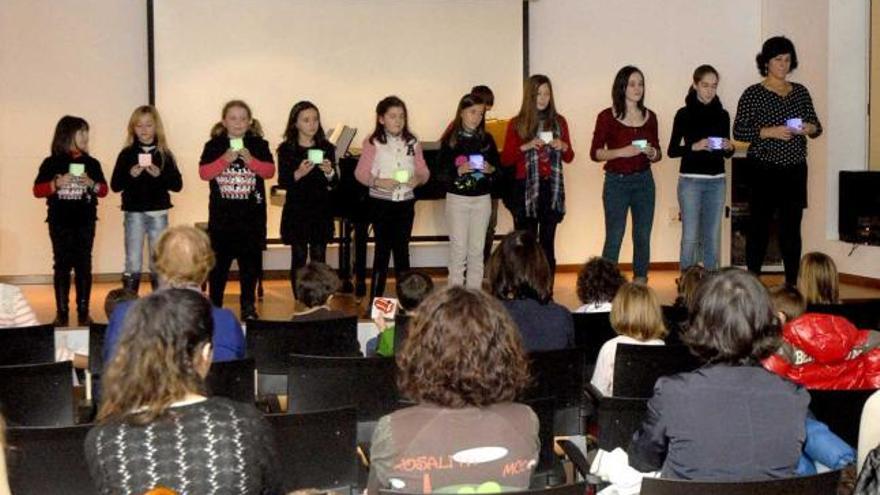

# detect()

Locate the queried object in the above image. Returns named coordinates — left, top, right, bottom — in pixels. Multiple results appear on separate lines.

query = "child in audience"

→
left=439, top=93, right=499, bottom=288
left=291, top=262, right=347, bottom=321
left=575, top=257, right=626, bottom=313
left=110, top=105, right=183, bottom=294
left=590, top=283, right=667, bottom=396
left=103, top=288, right=137, bottom=321
left=277, top=101, right=339, bottom=298
left=673, top=264, right=707, bottom=310
left=369, top=270, right=434, bottom=357
left=86, top=289, right=280, bottom=494
left=33, top=116, right=108, bottom=326
left=0, top=283, right=39, bottom=328
left=797, top=251, right=840, bottom=305
left=355, top=96, right=429, bottom=303
left=199, top=100, right=275, bottom=320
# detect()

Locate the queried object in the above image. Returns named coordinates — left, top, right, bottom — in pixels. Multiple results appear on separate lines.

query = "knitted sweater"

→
left=33, top=152, right=108, bottom=224
left=84, top=397, right=282, bottom=495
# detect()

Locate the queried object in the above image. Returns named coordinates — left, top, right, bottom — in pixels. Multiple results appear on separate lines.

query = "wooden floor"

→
left=18, top=270, right=880, bottom=324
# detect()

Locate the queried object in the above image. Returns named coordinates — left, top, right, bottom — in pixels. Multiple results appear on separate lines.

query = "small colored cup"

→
left=393, top=169, right=411, bottom=183
left=632, top=139, right=648, bottom=149
left=307, top=149, right=324, bottom=165
left=229, top=138, right=244, bottom=151
left=708, top=137, right=723, bottom=150
left=469, top=154, right=485, bottom=170
left=538, top=131, right=554, bottom=144
left=69, top=163, right=85, bottom=176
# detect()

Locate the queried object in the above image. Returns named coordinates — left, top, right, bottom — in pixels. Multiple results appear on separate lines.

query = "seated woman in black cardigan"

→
left=628, top=267, right=809, bottom=480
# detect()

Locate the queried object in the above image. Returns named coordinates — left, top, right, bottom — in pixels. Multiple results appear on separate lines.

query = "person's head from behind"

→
left=576, top=257, right=625, bottom=306
left=396, top=271, right=434, bottom=312
left=51, top=115, right=90, bottom=156
left=294, top=262, right=339, bottom=309
left=768, top=285, right=806, bottom=324
left=470, top=85, right=495, bottom=112
left=797, top=252, right=839, bottom=305
left=676, top=265, right=708, bottom=310
left=104, top=288, right=138, bottom=319
left=397, top=286, right=530, bottom=408
left=98, top=289, right=214, bottom=425
left=487, top=230, right=552, bottom=303
left=684, top=268, right=781, bottom=365
left=154, top=226, right=215, bottom=289
left=611, top=283, right=667, bottom=342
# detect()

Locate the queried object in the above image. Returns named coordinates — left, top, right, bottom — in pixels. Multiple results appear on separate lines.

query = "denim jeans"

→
left=677, top=176, right=725, bottom=270
left=123, top=210, right=168, bottom=275
left=602, top=170, right=655, bottom=278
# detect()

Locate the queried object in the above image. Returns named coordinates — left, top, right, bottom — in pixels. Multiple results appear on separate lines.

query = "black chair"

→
left=286, top=354, right=399, bottom=422
left=87, top=321, right=107, bottom=374
left=596, top=396, right=649, bottom=451
left=246, top=316, right=360, bottom=375
left=379, top=481, right=589, bottom=495
left=524, top=397, right=566, bottom=487
left=0, top=361, right=75, bottom=426
left=660, top=304, right=688, bottom=345
left=392, top=313, right=412, bottom=354
left=206, top=357, right=256, bottom=404
left=572, top=312, right=616, bottom=363
left=265, top=407, right=358, bottom=493
left=612, top=344, right=701, bottom=398
left=522, top=348, right=587, bottom=436
left=0, top=324, right=55, bottom=365
left=808, top=388, right=878, bottom=447
left=6, top=423, right=95, bottom=495
left=640, top=469, right=842, bottom=495
left=809, top=298, right=880, bottom=330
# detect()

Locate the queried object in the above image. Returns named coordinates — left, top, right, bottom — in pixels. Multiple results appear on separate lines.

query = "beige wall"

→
left=872, top=0, right=880, bottom=171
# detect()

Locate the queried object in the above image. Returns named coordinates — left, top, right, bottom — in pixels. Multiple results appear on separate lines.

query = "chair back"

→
left=572, top=312, right=616, bottom=363
left=522, top=348, right=586, bottom=409
left=265, top=407, right=358, bottom=492
left=206, top=357, right=256, bottom=404
left=246, top=316, right=360, bottom=374
left=0, top=324, right=54, bottom=365
left=640, top=469, right=842, bottom=495
left=808, top=298, right=880, bottom=330
left=808, top=388, right=878, bottom=446
left=287, top=354, right=399, bottom=421
left=596, top=396, right=649, bottom=451
left=88, top=322, right=107, bottom=374
left=0, top=361, right=75, bottom=426
left=523, top=397, right=565, bottom=485
left=612, top=344, right=701, bottom=398
left=378, top=481, right=589, bottom=495
left=6, top=423, right=95, bottom=494
left=661, top=304, right=688, bottom=345
left=392, top=313, right=412, bottom=354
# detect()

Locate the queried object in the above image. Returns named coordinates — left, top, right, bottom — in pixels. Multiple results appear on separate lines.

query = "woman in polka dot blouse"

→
left=734, top=36, right=822, bottom=285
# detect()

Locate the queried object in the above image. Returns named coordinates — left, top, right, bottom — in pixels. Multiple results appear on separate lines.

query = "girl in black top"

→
left=276, top=101, right=339, bottom=298
left=439, top=93, right=499, bottom=288
left=199, top=100, right=275, bottom=320
left=667, top=65, right=734, bottom=272
left=110, top=105, right=183, bottom=293
left=33, top=116, right=108, bottom=326
left=734, top=36, right=822, bottom=285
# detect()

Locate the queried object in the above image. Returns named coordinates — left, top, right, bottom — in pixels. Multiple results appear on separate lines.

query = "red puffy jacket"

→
left=763, top=313, right=880, bottom=389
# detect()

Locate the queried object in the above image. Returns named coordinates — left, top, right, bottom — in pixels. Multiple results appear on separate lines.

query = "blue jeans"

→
left=677, top=176, right=725, bottom=270
left=123, top=211, right=168, bottom=275
left=602, top=170, right=655, bottom=278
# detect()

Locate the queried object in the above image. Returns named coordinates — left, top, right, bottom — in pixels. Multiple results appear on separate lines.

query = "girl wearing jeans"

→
left=667, top=65, right=734, bottom=271
left=590, top=66, right=661, bottom=283
left=111, top=105, right=182, bottom=293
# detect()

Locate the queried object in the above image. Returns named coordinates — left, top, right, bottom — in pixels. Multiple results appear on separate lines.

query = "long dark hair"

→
left=612, top=66, right=646, bottom=120
left=756, top=36, right=799, bottom=76
left=51, top=115, right=89, bottom=156
left=514, top=74, right=558, bottom=139
left=369, top=96, right=416, bottom=145
left=281, top=100, right=328, bottom=147
left=441, top=93, right=486, bottom=148
left=486, top=230, right=553, bottom=304
left=687, top=64, right=720, bottom=99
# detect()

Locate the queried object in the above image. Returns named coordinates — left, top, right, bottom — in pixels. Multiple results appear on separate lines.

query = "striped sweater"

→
left=0, top=284, right=39, bottom=328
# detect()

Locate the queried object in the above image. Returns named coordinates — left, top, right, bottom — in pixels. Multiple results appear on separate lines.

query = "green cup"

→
left=229, top=138, right=244, bottom=151
left=307, top=149, right=324, bottom=164
left=69, top=163, right=85, bottom=176
left=393, top=169, right=411, bottom=183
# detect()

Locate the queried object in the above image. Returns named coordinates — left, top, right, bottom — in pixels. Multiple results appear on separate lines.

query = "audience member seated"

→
left=574, top=256, right=625, bottom=313
left=103, top=287, right=137, bottom=321
left=368, top=287, right=539, bottom=494
left=103, top=225, right=245, bottom=367
left=672, top=265, right=707, bottom=311
left=764, top=285, right=880, bottom=389
left=590, top=282, right=667, bottom=396
left=290, top=262, right=348, bottom=321
left=368, top=270, right=434, bottom=357
left=487, top=230, right=574, bottom=351
left=628, top=268, right=809, bottom=480
left=0, top=283, right=39, bottom=328
left=798, top=251, right=840, bottom=305
left=85, top=289, right=281, bottom=494
left=859, top=390, right=880, bottom=471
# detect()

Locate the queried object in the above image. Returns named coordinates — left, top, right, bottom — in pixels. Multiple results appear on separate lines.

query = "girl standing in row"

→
left=111, top=105, right=183, bottom=293
left=199, top=100, right=275, bottom=320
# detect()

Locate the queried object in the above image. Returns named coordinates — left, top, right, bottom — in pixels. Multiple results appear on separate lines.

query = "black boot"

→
left=74, top=271, right=92, bottom=326
left=149, top=273, right=159, bottom=292
left=122, top=272, right=141, bottom=294
left=53, top=272, right=70, bottom=327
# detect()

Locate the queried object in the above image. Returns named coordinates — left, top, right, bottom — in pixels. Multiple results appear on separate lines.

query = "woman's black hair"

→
left=611, top=66, right=646, bottom=120
left=756, top=36, right=799, bottom=77
left=369, top=95, right=416, bottom=145
left=50, top=115, right=89, bottom=156
left=281, top=100, right=328, bottom=147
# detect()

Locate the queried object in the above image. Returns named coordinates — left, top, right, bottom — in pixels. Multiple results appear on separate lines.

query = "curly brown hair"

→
left=576, top=257, right=625, bottom=306
left=397, top=286, right=530, bottom=408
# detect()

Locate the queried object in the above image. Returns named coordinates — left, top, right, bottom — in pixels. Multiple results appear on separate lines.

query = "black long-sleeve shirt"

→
left=438, top=128, right=500, bottom=197
left=667, top=92, right=734, bottom=176
left=110, top=143, right=183, bottom=211
left=276, top=140, right=338, bottom=244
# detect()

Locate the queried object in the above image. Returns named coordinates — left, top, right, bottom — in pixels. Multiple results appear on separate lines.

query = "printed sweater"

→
left=354, top=135, right=429, bottom=202
left=33, top=152, right=108, bottom=224
left=110, top=142, right=183, bottom=211
left=439, top=129, right=500, bottom=197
